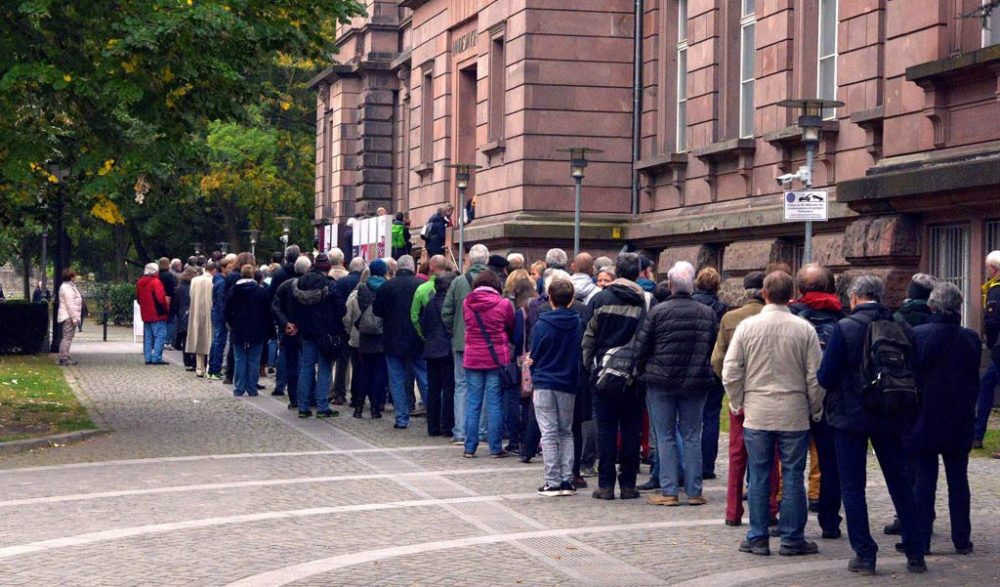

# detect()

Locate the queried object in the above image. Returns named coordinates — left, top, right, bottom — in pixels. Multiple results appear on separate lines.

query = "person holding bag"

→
left=461, top=270, right=515, bottom=458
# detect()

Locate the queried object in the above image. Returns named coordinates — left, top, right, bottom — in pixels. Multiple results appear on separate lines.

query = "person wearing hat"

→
left=136, top=263, right=170, bottom=365
left=488, top=254, right=510, bottom=282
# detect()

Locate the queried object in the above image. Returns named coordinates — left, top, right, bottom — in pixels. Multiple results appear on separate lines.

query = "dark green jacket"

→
left=441, top=263, right=488, bottom=352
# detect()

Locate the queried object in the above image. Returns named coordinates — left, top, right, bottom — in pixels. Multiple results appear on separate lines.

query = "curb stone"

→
left=0, top=428, right=110, bottom=455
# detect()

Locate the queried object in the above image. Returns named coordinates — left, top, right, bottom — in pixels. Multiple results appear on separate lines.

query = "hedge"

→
left=89, top=283, right=136, bottom=326
left=0, top=302, right=49, bottom=355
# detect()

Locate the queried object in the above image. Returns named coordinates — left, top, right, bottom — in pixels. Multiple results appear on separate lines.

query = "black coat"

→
left=582, top=281, right=647, bottom=368
left=225, top=280, right=273, bottom=346
left=420, top=290, right=452, bottom=360
left=334, top=271, right=362, bottom=301
left=818, top=303, right=907, bottom=435
left=908, top=313, right=982, bottom=454
left=422, top=213, right=448, bottom=256
left=692, top=290, right=728, bottom=322
left=173, top=281, right=192, bottom=345
left=290, top=271, right=346, bottom=344
left=372, top=269, right=425, bottom=356
left=159, top=270, right=177, bottom=299
left=634, top=293, right=719, bottom=393
left=268, top=262, right=296, bottom=300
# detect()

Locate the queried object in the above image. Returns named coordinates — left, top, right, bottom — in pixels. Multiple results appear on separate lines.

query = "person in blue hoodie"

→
left=530, top=278, right=584, bottom=497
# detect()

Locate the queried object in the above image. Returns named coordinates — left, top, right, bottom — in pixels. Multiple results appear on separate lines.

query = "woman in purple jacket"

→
left=462, top=270, right=515, bottom=457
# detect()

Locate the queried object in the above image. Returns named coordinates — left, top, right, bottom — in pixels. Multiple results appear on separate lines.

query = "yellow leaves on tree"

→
left=90, top=196, right=125, bottom=225
left=121, top=56, right=139, bottom=74
left=165, top=83, right=194, bottom=109
left=97, top=159, right=115, bottom=177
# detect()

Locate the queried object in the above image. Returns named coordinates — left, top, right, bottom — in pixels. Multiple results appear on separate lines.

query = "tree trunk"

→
left=126, top=218, right=151, bottom=263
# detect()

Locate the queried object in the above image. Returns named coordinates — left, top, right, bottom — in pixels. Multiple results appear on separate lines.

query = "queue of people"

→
left=128, top=233, right=997, bottom=578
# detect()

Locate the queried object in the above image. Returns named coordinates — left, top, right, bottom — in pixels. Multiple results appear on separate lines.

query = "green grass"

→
left=972, top=426, right=1000, bottom=459
left=0, top=354, right=95, bottom=443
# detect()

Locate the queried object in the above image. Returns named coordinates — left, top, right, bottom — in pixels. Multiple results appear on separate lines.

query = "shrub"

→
left=0, top=301, right=49, bottom=355
left=90, top=283, right=136, bottom=326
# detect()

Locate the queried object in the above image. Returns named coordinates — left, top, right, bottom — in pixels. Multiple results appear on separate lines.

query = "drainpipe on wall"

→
left=631, top=0, right=644, bottom=215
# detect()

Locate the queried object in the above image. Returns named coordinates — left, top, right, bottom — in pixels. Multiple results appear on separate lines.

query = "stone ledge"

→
left=906, top=44, right=1000, bottom=86
left=0, top=428, right=110, bottom=456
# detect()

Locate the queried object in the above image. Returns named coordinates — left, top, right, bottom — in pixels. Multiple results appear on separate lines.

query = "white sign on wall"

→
left=783, top=190, right=829, bottom=222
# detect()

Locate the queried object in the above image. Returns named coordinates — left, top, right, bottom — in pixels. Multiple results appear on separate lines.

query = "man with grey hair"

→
left=594, top=256, right=613, bottom=273
left=635, top=261, right=718, bottom=507
left=373, top=255, right=429, bottom=429
left=818, top=273, right=926, bottom=575
left=327, top=247, right=348, bottom=281
left=137, top=263, right=170, bottom=365
left=507, top=253, right=525, bottom=271
left=443, top=243, right=491, bottom=443
left=545, top=248, right=569, bottom=271
left=975, top=251, right=1000, bottom=450
left=723, top=271, right=823, bottom=557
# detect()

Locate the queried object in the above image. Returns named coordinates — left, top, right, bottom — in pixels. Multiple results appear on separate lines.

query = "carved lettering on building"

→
left=452, top=30, right=477, bottom=55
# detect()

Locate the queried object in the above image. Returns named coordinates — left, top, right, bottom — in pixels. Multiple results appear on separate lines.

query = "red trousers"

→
left=726, top=410, right=780, bottom=523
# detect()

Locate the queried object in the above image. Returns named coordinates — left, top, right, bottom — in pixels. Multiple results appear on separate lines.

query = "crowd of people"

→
left=119, top=233, right=1000, bottom=577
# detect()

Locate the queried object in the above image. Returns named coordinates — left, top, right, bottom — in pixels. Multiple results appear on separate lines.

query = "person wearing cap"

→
left=710, top=271, right=780, bottom=527
left=488, top=254, right=510, bottom=282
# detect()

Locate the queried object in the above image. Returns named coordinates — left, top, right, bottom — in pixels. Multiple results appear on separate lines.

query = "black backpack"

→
left=854, top=317, right=919, bottom=416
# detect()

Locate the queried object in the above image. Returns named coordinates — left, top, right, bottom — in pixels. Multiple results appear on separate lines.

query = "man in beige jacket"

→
left=723, top=271, right=824, bottom=558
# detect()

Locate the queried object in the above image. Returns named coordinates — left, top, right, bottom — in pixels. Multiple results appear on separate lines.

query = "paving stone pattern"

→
left=0, top=328, right=998, bottom=585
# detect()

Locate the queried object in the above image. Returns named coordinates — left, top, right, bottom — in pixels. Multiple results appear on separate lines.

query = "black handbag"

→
left=471, top=310, right=519, bottom=390
left=318, top=333, right=342, bottom=361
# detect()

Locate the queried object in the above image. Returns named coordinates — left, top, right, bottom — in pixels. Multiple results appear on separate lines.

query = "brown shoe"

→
left=647, top=494, right=680, bottom=506
left=687, top=495, right=708, bottom=506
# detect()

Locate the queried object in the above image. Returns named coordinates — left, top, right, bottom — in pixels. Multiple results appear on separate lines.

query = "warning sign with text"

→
left=783, top=190, right=828, bottom=222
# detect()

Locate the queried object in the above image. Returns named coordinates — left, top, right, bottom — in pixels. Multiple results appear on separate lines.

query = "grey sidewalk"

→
left=0, top=327, right=997, bottom=586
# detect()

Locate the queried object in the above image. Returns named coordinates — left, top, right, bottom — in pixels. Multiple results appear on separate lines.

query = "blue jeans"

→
left=209, top=319, right=228, bottom=375
left=701, top=382, right=725, bottom=476
left=835, top=427, right=922, bottom=561
left=143, top=321, right=167, bottom=363
left=744, top=428, right=809, bottom=545
left=386, top=354, right=428, bottom=427
left=975, top=358, right=998, bottom=441
left=647, top=389, right=705, bottom=497
left=298, top=340, right=331, bottom=413
left=165, top=315, right=177, bottom=346
left=233, top=343, right=263, bottom=396
left=464, top=368, right=504, bottom=455
left=453, top=351, right=466, bottom=439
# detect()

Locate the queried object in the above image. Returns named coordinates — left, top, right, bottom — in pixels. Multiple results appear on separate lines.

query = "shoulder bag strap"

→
left=472, top=310, right=503, bottom=369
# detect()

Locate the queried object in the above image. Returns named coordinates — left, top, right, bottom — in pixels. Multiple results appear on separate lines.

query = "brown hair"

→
left=695, top=267, right=721, bottom=293
left=472, top=269, right=503, bottom=293
left=548, top=279, right=575, bottom=308
left=504, top=269, right=530, bottom=296
left=62, top=268, right=76, bottom=282
left=763, top=271, right=794, bottom=304
left=235, top=252, right=256, bottom=270
left=241, top=264, right=255, bottom=279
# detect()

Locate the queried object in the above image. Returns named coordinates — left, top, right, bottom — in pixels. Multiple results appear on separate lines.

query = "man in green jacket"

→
left=411, top=254, right=450, bottom=338
left=442, top=243, right=490, bottom=443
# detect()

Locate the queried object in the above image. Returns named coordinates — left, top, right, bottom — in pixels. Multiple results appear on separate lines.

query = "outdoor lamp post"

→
left=274, top=216, right=294, bottom=248
left=556, top=147, right=603, bottom=258
left=445, top=163, right=481, bottom=267
left=47, top=162, right=68, bottom=353
left=776, top=98, right=843, bottom=264
left=192, top=243, right=203, bottom=256
left=216, top=242, right=229, bottom=255
left=245, top=229, right=260, bottom=257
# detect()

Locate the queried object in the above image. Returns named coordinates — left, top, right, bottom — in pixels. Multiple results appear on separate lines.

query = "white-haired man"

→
left=328, top=247, right=349, bottom=281
left=136, top=263, right=170, bottom=365
left=507, top=253, right=525, bottom=271
left=443, top=243, right=491, bottom=443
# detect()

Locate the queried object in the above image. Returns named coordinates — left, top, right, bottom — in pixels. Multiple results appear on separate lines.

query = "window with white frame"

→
left=985, top=2, right=1000, bottom=47
left=929, top=224, right=971, bottom=324
left=739, top=1, right=756, bottom=138
left=676, top=0, right=688, bottom=151
left=817, top=0, right=838, bottom=119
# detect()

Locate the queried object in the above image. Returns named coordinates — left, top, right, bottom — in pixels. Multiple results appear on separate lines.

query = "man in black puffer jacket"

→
left=635, top=261, right=718, bottom=507
left=290, top=255, right=347, bottom=419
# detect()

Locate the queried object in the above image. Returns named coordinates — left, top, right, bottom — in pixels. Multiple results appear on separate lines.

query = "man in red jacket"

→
left=137, top=263, right=170, bottom=365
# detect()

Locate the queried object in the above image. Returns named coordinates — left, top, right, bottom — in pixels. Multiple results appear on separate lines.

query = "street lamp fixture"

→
left=776, top=98, right=843, bottom=264
left=274, top=216, right=294, bottom=248
left=445, top=163, right=482, bottom=268
left=192, top=242, right=203, bottom=256
left=216, top=242, right=229, bottom=255
left=244, top=229, right=260, bottom=257
left=556, top=147, right=603, bottom=258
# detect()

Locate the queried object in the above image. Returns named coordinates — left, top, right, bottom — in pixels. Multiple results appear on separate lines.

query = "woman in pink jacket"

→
left=57, top=268, right=83, bottom=365
left=462, top=270, right=515, bottom=457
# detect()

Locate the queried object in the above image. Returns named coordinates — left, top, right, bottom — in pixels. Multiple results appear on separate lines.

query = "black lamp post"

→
left=776, top=98, right=843, bottom=264
left=47, top=163, right=68, bottom=353
left=556, top=147, right=603, bottom=258
left=445, top=163, right=481, bottom=266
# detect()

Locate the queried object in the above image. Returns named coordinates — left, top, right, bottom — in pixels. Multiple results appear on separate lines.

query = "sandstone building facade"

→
left=310, top=0, right=1000, bottom=323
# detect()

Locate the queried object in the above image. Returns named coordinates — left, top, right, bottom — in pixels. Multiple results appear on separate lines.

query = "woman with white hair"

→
left=908, top=282, right=980, bottom=555
left=136, top=262, right=170, bottom=365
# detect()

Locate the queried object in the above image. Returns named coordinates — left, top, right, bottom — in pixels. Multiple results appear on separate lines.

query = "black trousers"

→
left=594, top=389, right=644, bottom=490
left=332, top=344, right=350, bottom=400
left=520, top=396, right=541, bottom=459
left=572, top=373, right=592, bottom=477
left=426, top=356, right=455, bottom=436
left=913, top=449, right=971, bottom=551
left=810, top=418, right=843, bottom=534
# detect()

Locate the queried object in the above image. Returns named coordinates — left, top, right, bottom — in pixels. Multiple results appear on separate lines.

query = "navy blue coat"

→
left=225, top=280, right=273, bottom=346
left=334, top=271, right=362, bottom=301
left=908, top=313, right=981, bottom=454
left=422, top=213, right=448, bottom=256
left=530, top=308, right=584, bottom=393
left=372, top=270, right=425, bottom=356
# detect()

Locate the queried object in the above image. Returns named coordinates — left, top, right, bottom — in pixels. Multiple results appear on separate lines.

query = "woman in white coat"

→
left=57, top=268, right=83, bottom=365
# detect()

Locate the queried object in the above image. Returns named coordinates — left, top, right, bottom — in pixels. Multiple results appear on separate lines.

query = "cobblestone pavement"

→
left=1, top=328, right=998, bottom=586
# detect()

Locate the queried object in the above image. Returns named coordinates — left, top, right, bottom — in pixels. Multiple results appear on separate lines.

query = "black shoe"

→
left=619, top=487, right=640, bottom=499
left=492, top=450, right=510, bottom=459
left=371, top=411, right=382, bottom=419
left=267, top=367, right=276, bottom=374
left=779, top=541, right=819, bottom=556
left=538, top=484, right=562, bottom=497
left=906, top=557, right=927, bottom=574
left=637, top=479, right=661, bottom=491
left=149, top=360, right=169, bottom=365
left=592, top=487, right=615, bottom=500
left=572, top=476, right=588, bottom=489
left=559, top=481, right=577, bottom=496
left=821, top=529, right=842, bottom=539
left=223, top=378, right=233, bottom=385
left=703, top=472, right=717, bottom=480
left=287, top=403, right=297, bottom=410
left=353, top=406, right=364, bottom=419
left=769, top=526, right=781, bottom=538
left=393, top=424, right=407, bottom=429
left=956, top=543, right=974, bottom=555
left=725, top=519, right=742, bottom=527
left=316, top=409, right=338, bottom=418
left=519, top=455, right=532, bottom=464
left=848, top=557, right=876, bottom=576
left=808, top=499, right=820, bottom=513
left=271, top=390, right=285, bottom=396
left=298, top=410, right=311, bottom=418
left=883, top=518, right=901, bottom=535
left=739, top=538, right=770, bottom=556
left=972, top=439, right=984, bottom=449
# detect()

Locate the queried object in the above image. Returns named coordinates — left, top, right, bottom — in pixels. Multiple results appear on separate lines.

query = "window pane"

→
left=678, top=0, right=688, bottom=41
left=741, top=81, right=754, bottom=138
left=929, top=225, right=971, bottom=325
left=820, top=0, right=837, bottom=56
left=677, top=103, right=686, bottom=151
left=990, top=12, right=1000, bottom=46
left=677, top=47, right=687, bottom=100
left=819, top=57, right=835, bottom=100
left=743, top=0, right=755, bottom=17
left=741, top=23, right=755, bottom=82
